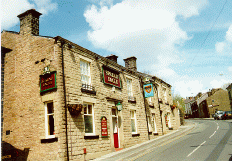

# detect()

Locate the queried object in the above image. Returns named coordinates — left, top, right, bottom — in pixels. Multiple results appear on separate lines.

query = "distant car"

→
left=222, top=111, right=232, bottom=120
left=214, top=111, right=225, bottom=120
left=184, top=115, right=189, bottom=119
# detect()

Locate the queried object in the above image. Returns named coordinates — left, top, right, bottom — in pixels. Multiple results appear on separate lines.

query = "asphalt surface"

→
left=93, top=119, right=232, bottom=161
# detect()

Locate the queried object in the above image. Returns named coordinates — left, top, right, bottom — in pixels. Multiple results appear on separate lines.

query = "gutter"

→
left=61, top=41, right=70, bottom=161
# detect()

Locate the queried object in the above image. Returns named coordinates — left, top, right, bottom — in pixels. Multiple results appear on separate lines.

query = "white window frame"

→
left=152, top=114, right=157, bottom=133
left=130, top=110, right=137, bottom=134
left=147, top=116, right=152, bottom=132
left=83, top=103, right=95, bottom=136
left=127, top=78, right=133, bottom=97
left=80, top=59, right=91, bottom=85
left=163, top=88, right=167, bottom=102
left=45, top=101, right=55, bottom=139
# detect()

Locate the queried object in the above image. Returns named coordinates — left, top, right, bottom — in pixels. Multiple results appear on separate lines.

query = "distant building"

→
left=184, top=97, right=194, bottom=117
left=226, top=83, right=232, bottom=110
left=1, top=9, right=180, bottom=160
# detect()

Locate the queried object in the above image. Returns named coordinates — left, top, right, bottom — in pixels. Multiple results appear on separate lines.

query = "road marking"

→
left=217, top=126, right=219, bottom=130
left=187, top=141, right=206, bottom=157
left=209, top=131, right=216, bottom=138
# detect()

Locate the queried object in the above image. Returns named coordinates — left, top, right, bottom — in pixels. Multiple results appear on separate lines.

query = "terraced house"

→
left=1, top=9, right=180, bottom=160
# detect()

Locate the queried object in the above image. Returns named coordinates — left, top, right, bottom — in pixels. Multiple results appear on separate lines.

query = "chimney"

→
left=124, top=56, right=137, bottom=71
left=105, top=54, right=118, bottom=63
left=17, top=9, right=42, bottom=36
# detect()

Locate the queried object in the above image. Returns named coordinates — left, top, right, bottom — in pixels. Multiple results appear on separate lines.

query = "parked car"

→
left=213, top=111, right=225, bottom=120
left=222, top=111, right=232, bottom=120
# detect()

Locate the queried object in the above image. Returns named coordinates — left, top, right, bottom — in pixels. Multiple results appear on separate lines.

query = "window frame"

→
left=45, top=101, right=55, bottom=139
left=152, top=114, right=157, bottom=133
left=127, top=78, right=133, bottom=97
left=83, top=103, right=95, bottom=136
left=147, top=116, right=152, bottom=132
left=130, top=110, right=137, bottom=134
left=80, top=59, right=91, bottom=85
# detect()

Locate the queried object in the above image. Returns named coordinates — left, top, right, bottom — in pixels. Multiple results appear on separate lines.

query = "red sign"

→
left=102, top=66, right=121, bottom=88
left=101, top=116, right=108, bottom=137
left=40, top=72, right=57, bottom=92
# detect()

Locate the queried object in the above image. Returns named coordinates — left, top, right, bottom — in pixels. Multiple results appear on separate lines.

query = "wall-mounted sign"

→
left=144, top=83, right=154, bottom=98
left=68, top=104, right=83, bottom=115
left=102, top=66, right=121, bottom=88
left=101, top=116, right=108, bottom=137
left=40, top=71, right=57, bottom=93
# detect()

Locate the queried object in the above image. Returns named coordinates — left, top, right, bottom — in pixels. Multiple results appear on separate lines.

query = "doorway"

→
left=112, top=108, right=119, bottom=148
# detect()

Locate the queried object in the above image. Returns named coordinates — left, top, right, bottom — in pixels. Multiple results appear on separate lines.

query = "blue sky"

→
left=1, top=0, right=232, bottom=97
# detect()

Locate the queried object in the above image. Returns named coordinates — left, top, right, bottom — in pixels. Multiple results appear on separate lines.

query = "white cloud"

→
left=84, top=0, right=209, bottom=97
left=215, top=42, right=226, bottom=53
left=1, top=0, right=58, bottom=30
left=210, top=79, right=229, bottom=89
left=215, top=24, right=232, bottom=54
left=226, top=25, right=232, bottom=42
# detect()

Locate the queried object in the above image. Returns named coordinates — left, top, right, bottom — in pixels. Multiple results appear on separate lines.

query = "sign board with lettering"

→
left=102, top=66, right=121, bottom=88
left=40, top=71, right=57, bottom=93
left=101, top=116, right=108, bottom=137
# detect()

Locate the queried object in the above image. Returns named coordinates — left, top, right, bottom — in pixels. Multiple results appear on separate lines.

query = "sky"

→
left=1, top=0, right=232, bottom=98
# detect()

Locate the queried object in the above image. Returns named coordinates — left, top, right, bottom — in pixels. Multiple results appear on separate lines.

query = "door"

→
left=112, top=109, right=119, bottom=148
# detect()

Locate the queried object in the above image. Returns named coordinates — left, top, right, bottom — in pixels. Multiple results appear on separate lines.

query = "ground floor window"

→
left=45, top=102, right=55, bottom=138
left=84, top=104, right=94, bottom=134
left=130, top=110, right=137, bottom=133
left=147, top=116, right=152, bottom=132
left=152, top=114, right=157, bottom=133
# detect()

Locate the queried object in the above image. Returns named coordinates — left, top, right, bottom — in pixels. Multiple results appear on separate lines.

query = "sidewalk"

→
left=92, top=121, right=196, bottom=161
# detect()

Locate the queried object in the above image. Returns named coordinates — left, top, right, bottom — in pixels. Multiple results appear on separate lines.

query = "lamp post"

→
left=116, top=102, right=122, bottom=111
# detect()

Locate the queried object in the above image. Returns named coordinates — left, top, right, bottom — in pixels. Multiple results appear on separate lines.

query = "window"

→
left=152, top=114, right=157, bottom=133
left=130, top=110, right=137, bottom=133
left=127, top=79, right=133, bottom=97
left=163, top=88, right=167, bottom=102
left=80, top=60, right=91, bottom=85
left=84, top=104, right=94, bottom=134
left=147, top=116, right=152, bottom=132
left=45, top=102, right=55, bottom=138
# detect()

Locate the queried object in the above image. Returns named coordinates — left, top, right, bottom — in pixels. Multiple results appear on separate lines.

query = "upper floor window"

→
left=127, top=79, right=133, bottom=96
left=80, top=60, right=91, bottom=85
left=163, top=88, right=167, bottom=102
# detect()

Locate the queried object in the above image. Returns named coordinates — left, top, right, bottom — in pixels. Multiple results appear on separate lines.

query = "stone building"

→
left=1, top=9, right=180, bottom=160
left=226, top=83, right=232, bottom=110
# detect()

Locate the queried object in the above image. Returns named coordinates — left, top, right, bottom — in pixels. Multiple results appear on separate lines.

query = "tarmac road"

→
left=133, top=119, right=232, bottom=161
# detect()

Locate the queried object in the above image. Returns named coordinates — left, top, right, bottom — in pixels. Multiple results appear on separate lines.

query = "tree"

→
left=172, top=94, right=185, bottom=125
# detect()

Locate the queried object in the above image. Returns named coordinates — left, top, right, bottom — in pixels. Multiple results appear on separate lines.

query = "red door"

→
left=113, top=118, right=119, bottom=148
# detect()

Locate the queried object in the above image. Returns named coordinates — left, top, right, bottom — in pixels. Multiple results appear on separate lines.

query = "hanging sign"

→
left=101, top=116, right=108, bottom=137
left=144, top=83, right=154, bottom=98
left=102, top=66, right=121, bottom=88
left=40, top=71, right=57, bottom=93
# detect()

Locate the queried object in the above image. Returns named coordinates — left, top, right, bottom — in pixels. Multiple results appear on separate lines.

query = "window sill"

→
left=81, top=88, right=96, bottom=95
left=132, top=133, right=140, bottom=137
left=84, top=135, right=99, bottom=139
left=41, top=137, right=58, bottom=143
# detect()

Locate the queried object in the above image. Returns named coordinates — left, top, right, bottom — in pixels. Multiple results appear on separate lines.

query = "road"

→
left=132, top=119, right=232, bottom=161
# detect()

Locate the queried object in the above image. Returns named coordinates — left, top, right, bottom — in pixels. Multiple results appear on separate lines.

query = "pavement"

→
left=93, top=121, right=197, bottom=161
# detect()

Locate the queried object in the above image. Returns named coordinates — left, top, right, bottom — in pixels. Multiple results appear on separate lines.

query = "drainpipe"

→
left=61, top=41, right=70, bottom=161
left=140, top=78, right=150, bottom=140
left=154, top=84, right=163, bottom=135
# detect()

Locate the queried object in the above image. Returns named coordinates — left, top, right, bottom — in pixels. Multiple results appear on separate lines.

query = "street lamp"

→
left=116, top=102, right=122, bottom=111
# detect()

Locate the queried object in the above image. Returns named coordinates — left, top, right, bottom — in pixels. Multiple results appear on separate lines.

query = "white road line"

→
left=209, top=131, right=217, bottom=138
left=187, top=141, right=206, bottom=157
left=217, top=126, right=219, bottom=130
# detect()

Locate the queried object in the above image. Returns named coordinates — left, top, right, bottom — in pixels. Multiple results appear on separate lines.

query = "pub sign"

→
left=144, top=83, right=154, bottom=98
left=40, top=71, right=57, bottom=93
left=102, top=66, right=121, bottom=88
left=101, top=116, right=108, bottom=137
